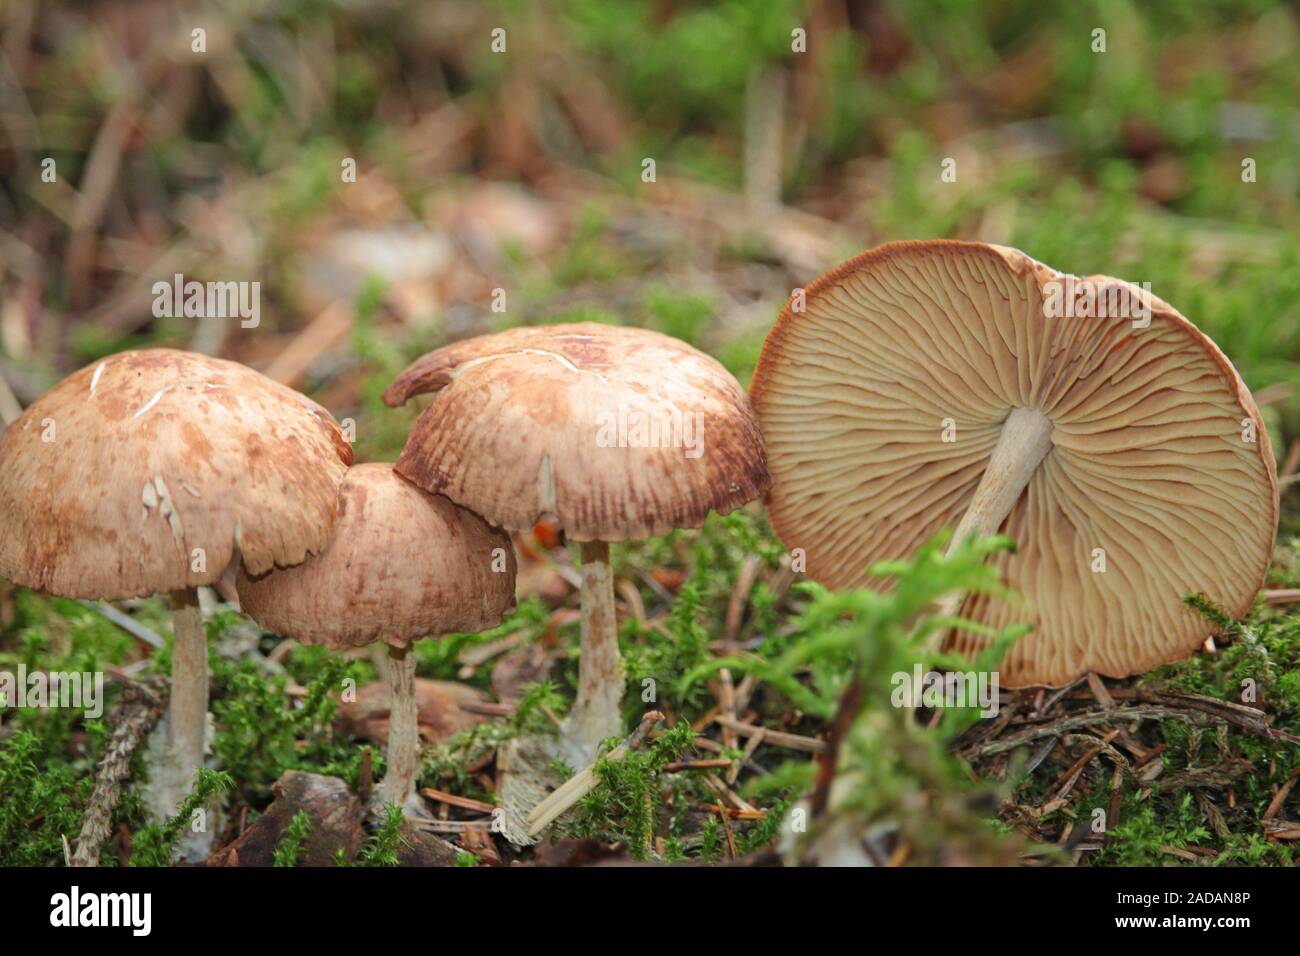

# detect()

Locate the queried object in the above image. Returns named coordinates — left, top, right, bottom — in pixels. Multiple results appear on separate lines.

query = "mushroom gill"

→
left=751, top=240, right=1277, bottom=687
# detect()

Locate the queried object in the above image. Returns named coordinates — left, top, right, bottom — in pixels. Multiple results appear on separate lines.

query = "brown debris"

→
left=207, top=771, right=364, bottom=867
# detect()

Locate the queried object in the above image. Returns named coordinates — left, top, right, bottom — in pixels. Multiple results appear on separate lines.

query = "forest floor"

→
left=2, top=1, right=1299, bottom=866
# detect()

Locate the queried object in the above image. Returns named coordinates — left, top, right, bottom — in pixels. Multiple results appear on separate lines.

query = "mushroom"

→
left=0, top=349, right=352, bottom=813
left=750, top=240, right=1277, bottom=687
left=383, top=322, right=770, bottom=760
left=236, top=462, right=516, bottom=813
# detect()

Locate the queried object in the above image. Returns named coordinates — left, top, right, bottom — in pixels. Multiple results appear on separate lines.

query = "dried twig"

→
left=260, top=302, right=353, bottom=387
left=77, top=600, right=165, bottom=650
left=1261, top=768, right=1300, bottom=821
left=718, top=667, right=737, bottom=751
left=661, top=759, right=731, bottom=772
left=1197, top=791, right=1231, bottom=840
left=420, top=788, right=495, bottom=815
left=1048, top=730, right=1120, bottom=793
left=715, top=800, right=739, bottom=860
left=1086, top=673, right=1114, bottom=710
left=808, top=675, right=863, bottom=819
left=964, top=697, right=1300, bottom=760
left=728, top=727, right=765, bottom=786
left=71, top=680, right=167, bottom=866
left=713, top=715, right=826, bottom=754
left=723, top=555, right=760, bottom=644
left=702, top=774, right=758, bottom=814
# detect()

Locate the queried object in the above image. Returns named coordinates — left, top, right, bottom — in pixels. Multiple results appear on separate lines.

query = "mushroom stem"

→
left=383, top=642, right=420, bottom=809
left=567, top=540, right=624, bottom=761
left=933, top=407, right=1054, bottom=635
left=167, top=588, right=207, bottom=807
left=947, top=407, right=1054, bottom=556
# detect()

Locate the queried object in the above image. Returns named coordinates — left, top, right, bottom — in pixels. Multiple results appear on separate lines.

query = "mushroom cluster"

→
left=751, top=240, right=1278, bottom=686
left=0, top=323, right=769, bottom=837
left=1, top=240, right=1272, bottom=854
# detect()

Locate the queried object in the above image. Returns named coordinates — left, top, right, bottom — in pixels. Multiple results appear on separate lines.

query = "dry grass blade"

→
left=71, top=680, right=167, bottom=866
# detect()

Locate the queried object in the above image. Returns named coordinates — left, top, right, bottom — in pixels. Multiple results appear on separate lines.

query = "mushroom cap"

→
left=382, top=322, right=770, bottom=540
left=751, top=240, right=1278, bottom=687
left=236, top=463, right=517, bottom=649
left=0, top=349, right=353, bottom=600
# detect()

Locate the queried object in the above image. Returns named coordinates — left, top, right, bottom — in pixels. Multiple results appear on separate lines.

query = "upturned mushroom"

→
left=382, top=322, right=770, bottom=760
left=751, top=241, right=1277, bottom=687
left=236, top=462, right=516, bottom=814
left=0, top=349, right=352, bottom=813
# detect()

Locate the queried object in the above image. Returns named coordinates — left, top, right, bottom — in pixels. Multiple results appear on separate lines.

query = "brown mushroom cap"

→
left=0, top=349, right=353, bottom=600
left=751, top=240, right=1278, bottom=687
left=382, top=322, right=770, bottom=540
left=236, top=463, right=516, bottom=648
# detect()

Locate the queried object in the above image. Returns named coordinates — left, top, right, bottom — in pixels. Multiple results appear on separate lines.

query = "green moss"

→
left=130, top=768, right=235, bottom=866
left=569, top=720, right=697, bottom=858
left=0, top=730, right=90, bottom=866
left=273, top=810, right=313, bottom=867
left=210, top=654, right=363, bottom=799
left=352, top=804, right=405, bottom=867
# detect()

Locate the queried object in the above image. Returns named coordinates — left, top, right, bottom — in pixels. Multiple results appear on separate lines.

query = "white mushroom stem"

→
left=567, top=540, right=624, bottom=761
left=167, top=588, right=207, bottom=805
left=384, top=642, right=420, bottom=809
left=933, top=407, right=1054, bottom=637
